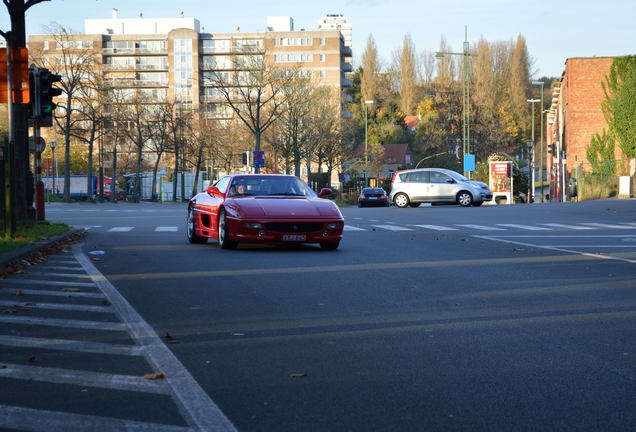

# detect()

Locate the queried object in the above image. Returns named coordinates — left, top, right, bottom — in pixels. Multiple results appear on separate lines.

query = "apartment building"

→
left=28, top=11, right=353, bottom=123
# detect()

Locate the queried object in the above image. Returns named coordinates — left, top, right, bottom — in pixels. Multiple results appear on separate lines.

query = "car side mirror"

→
left=318, top=188, right=333, bottom=198
left=206, top=186, right=222, bottom=196
left=446, top=179, right=455, bottom=184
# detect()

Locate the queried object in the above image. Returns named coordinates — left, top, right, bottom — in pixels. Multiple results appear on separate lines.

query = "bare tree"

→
left=213, top=52, right=290, bottom=173
left=31, top=23, right=95, bottom=200
left=419, top=50, right=436, bottom=84
left=144, top=101, right=172, bottom=200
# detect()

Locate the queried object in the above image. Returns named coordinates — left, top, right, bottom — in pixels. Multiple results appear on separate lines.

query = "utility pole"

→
left=436, top=26, right=477, bottom=178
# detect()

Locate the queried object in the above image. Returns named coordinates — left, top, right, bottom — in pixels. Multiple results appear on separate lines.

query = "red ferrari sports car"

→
left=187, top=174, right=344, bottom=250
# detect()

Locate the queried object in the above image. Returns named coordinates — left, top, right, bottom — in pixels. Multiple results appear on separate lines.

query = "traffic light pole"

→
left=3, top=44, right=16, bottom=236
left=33, top=119, right=45, bottom=221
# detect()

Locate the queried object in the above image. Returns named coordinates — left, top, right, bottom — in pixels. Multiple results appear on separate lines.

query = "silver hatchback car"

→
left=390, top=168, right=493, bottom=208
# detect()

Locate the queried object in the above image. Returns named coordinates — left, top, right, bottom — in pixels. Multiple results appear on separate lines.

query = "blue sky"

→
left=2, top=0, right=635, bottom=77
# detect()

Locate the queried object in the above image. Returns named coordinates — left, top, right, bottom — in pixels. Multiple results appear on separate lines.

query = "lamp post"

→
left=527, top=98, right=541, bottom=203
left=532, top=81, right=545, bottom=202
left=436, top=26, right=477, bottom=178
left=364, top=100, right=374, bottom=187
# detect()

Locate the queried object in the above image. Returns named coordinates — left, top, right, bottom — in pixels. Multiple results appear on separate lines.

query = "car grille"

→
left=265, top=222, right=323, bottom=233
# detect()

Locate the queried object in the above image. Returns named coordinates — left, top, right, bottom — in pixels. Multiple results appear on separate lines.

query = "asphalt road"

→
left=1, top=198, right=635, bottom=431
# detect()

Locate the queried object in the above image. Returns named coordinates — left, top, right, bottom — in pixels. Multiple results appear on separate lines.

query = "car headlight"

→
left=243, top=223, right=263, bottom=229
left=327, top=223, right=342, bottom=229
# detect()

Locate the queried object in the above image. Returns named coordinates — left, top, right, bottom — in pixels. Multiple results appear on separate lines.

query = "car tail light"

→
left=380, top=195, right=387, bottom=199
left=391, top=171, right=401, bottom=184
left=358, top=195, right=365, bottom=199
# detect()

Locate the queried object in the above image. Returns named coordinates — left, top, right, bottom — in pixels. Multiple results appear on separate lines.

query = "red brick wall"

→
left=562, top=57, right=614, bottom=170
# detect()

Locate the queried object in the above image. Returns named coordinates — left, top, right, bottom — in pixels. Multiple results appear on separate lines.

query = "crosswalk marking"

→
left=411, top=224, right=459, bottom=231
left=343, top=225, right=367, bottom=231
left=107, top=226, right=134, bottom=232
left=155, top=226, right=178, bottom=232
left=541, top=223, right=596, bottom=230
left=4, top=279, right=96, bottom=287
left=0, top=288, right=105, bottom=299
left=0, top=315, right=128, bottom=331
left=456, top=224, right=507, bottom=231
left=580, top=223, right=636, bottom=229
left=497, top=224, right=550, bottom=231
left=0, top=335, right=142, bottom=356
left=0, top=300, right=112, bottom=314
left=0, top=405, right=197, bottom=432
left=371, top=224, right=414, bottom=231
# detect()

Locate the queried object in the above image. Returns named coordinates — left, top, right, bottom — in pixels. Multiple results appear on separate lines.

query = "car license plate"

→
left=283, top=234, right=306, bottom=241
left=369, top=197, right=377, bottom=199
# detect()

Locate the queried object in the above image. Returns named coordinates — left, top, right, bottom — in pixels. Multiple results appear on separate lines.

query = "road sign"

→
left=253, top=150, right=265, bottom=168
left=463, top=154, right=475, bottom=172
left=28, top=136, right=45, bottom=153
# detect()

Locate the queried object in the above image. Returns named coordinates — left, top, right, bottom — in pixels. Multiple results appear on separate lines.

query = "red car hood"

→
left=229, top=197, right=342, bottom=219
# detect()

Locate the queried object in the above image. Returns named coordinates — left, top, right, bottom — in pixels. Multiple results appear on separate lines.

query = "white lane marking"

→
left=546, top=245, right=636, bottom=248
left=541, top=223, right=596, bottom=230
left=0, top=335, right=142, bottom=356
left=622, top=222, right=636, bottom=226
left=343, top=225, right=367, bottom=231
left=84, top=225, right=102, bottom=230
left=368, top=219, right=380, bottom=222
left=44, top=260, right=79, bottom=265
left=0, top=363, right=172, bottom=395
left=1, top=289, right=105, bottom=299
left=155, top=226, right=178, bottom=232
left=580, top=223, right=636, bottom=229
left=75, top=245, right=238, bottom=432
left=351, top=217, right=362, bottom=220
left=412, top=224, right=459, bottom=231
left=107, top=227, right=135, bottom=232
left=0, top=315, right=127, bottom=331
left=496, top=224, right=550, bottom=231
left=456, top=224, right=507, bottom=231
left=0, top=404, right=196, bottom=432
left=4, top=279, right=96, bottom=287
left=371, top=224, right=414, bottom=231
left=480, top=235, right=636, bottom=238
left=473, top=235, right=636, bottom=264
left=0, top=300, right=112, bottom=313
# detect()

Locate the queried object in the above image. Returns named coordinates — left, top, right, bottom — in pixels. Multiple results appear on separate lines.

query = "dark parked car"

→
left=358, top=188, right=390, bottom=207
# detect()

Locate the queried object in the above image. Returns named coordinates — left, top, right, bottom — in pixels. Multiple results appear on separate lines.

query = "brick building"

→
left=546, top=57, right=624, bottom=201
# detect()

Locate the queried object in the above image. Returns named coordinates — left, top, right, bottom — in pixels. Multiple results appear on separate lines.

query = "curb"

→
left=0, top=228, right=86, bottom=270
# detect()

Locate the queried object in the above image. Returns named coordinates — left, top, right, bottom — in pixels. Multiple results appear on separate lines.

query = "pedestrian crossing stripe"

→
left=541, top=223, right=595, bottom=230
left=371, top=225, right=414, bottom=231
left=343, top=225, right=366, bottom=231
left=411, top=224, right=459, bottom=231
left=107, top=227, right=134, bottom=232
left=496, top=224, right=550, bottom=231
left=155, top=226, right=178, bottom=232
left=456, top=224, right=507, bottom=231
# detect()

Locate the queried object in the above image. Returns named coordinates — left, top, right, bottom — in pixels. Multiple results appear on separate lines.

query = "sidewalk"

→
left=0, top=228, right=85, bottom=272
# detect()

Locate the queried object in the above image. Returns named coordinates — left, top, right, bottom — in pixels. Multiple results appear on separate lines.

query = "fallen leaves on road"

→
left=3, top=308, right=20, bottom=314
left=102, top=300, right=112, bottom=306
left=513, top=248, right=525, bottom=251
left=28, top=355, right=38, bottom=363
left=164, top=332, right=181, bottom=344
left=289, top=373, right=307, bottom=378
left=0, top=365, right=6, bottom=369
left=61, top=288, right=80, bottom=292
left=14, top=290, right=25, bottom=297
left=143, top=372, right=166, bottom=380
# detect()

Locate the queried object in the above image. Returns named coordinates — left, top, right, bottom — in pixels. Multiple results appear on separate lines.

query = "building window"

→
left=273, top=53, right=312, bottom=63
left=319, top=70, right=326, bottom=78
left=319, top=54, right=325, bottom=62
left=319, top=38, right=325, bottom=46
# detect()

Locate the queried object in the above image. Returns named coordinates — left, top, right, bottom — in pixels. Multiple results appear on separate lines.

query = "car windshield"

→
left=446, top=171, right=469, bottom=181
left=227, top=176, right=316, bottom=197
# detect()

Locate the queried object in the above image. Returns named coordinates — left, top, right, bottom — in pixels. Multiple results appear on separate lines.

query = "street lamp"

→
left=532, top=81, right=545, bottom=202
left=364, top=100, right=374, bottom=187
left=527, top=98, right=541, bottom=203
left=436, top=25, right=477, bottom=178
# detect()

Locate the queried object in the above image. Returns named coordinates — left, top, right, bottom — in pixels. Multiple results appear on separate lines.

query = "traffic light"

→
left=38, top=68, right=63, bottom=127
left=241, top=151, right=249, bottom=165
left=547, top=144, right=556, bottom=155
left=29, top=66, right=62, bottom=127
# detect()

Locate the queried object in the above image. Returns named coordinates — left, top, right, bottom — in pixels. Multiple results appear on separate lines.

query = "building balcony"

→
left=108, top=79, right=168, bottom=88
left=200, top=94, right=226, bottom=103
left=102, top=48, right=168, bottom=55
left=341, top=46, right=352, bottom=57
left=341, top=110, right=353, bottom=119
left=341, top=77, right=353, bottom=88
left=103, top=63, right=168, bottom=71
left=341, top=62, right=353, bottom=73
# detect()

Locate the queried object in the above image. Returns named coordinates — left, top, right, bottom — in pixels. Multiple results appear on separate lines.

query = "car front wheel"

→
left=187, top=207, right=207, bottom=244
left=457, top=191, right=473, bottom=207
left=393, top=193, right=409, bottom=208
left=218, top=208, right=237, bottom=249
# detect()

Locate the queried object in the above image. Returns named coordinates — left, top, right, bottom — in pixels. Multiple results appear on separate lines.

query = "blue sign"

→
left=253, top=151, right=265, bottom=168
left=338, top=172, right=346, bottom=183
left=463, top=154, right=476, bottom=172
